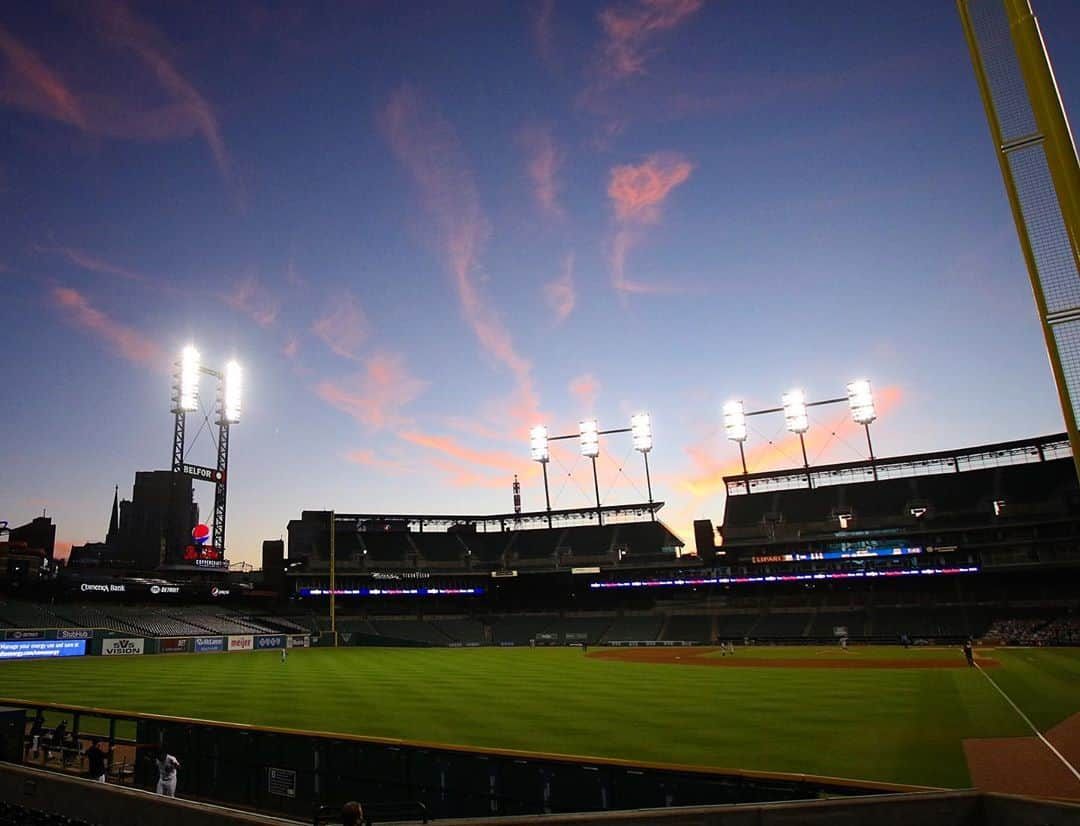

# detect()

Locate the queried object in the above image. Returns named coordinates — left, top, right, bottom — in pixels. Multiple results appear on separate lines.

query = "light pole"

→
left=580, top=419, right=602, bottom=525
left=631, top=413, right=655, bottom=519
left=529, top=426, right=552, bottom=528
left=847, top=379, right=878, bottom=480
left=723, top=380, right=880, bottom=489
left=723, top=400, right=750, bottom=493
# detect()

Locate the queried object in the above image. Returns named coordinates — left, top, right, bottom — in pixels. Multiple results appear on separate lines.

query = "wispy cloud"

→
left=544, top=253, right=576, bottom=323
left=312, top=291, right=369, bottom=360
left=282, top=336, right=299, bottom=359
left=518, top=124, right=563, bottom=217
left=51, top=286, right=164, bottom=367
left=531, top=0, right=557, bottom=68
left=597, top=0, right=703, bottom=80
left=569, top=373, right=600, bottom=412
left=0, top=5, right=237, bottom=198
left=399, top=430, right=529, bottom=477
left=0, top=24, right=86, bottom=128
left=380, top=83, right=541, bottom=426
left=55, top=246, right=149, bottom=284
left=608, top=152, right=692, bottom=222
left=317, top=352, right=427, bottom=429
left=222, top=272, right=280, bottom=327
left=345, top=448, right=408, bottom=474
left=608, top=153, right=693, bottom=296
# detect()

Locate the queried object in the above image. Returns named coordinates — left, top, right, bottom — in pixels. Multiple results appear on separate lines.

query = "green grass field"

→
left=1, top=645, right=1078, bottom=789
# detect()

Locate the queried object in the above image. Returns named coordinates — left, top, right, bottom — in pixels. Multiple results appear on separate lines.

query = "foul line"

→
left=975, top=662, right=1080, bottom=786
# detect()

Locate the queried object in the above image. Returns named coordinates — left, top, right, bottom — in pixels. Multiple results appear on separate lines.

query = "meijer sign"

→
left=228, top=635, right=254, bottom=651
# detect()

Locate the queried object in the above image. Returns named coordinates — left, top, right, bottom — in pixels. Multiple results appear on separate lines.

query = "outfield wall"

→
left=0, top=629, right=312, bottom=660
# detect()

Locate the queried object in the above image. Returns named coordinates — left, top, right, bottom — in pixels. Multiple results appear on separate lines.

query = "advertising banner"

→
left=228, top=635, right=254, bottom=652
left=194, top=637, right=225, bottom=653
left=288, top=635, right=309, bottom=648
left=0, top=639, right=86, bottom=660
left=255, top=635, right=285, bottom=650
left=101, top=638, right=144, bottom=656
left=161, top=638, right=190, bottom=653
left=57, top=629, right=93, bottom=640
left=5, top=629, right=45, bottom=641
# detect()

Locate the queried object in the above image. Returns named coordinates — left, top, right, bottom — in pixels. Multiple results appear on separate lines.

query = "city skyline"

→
left=2, top=0, right=1079, bottom=566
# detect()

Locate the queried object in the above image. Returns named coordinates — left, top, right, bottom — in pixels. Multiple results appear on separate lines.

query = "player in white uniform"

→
left=154, top=749, right=180, bottom=796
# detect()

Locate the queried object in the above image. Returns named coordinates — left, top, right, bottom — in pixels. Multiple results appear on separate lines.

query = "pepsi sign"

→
left=192, top=524, right=211, bottom=545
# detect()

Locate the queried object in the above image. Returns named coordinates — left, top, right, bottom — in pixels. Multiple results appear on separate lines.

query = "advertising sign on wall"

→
left=0, top=640, right=86, bottom=660
left=161, top=638, right=190, bottom=653
left=56, top=629, right=93, bottom=640
left=228, top=635, right=254, bottom=652
left=5, top=630, right=45, bottom=641
left=288, top=635, right=310, bottom=648
left=101, top=638, right=144, bottom=656
left=255, top=635, right=285, bottom=650
left=194, top=637, right=225, bottom=653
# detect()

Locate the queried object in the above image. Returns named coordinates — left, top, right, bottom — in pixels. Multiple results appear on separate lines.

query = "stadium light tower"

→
left=530, top=425, right=553, bottom=528
left=631, top=412, right=655, bottom=519
left=169, top=346, right=243, bottom=566
left=723, top=400, right=750, bottom=493
left=580, top=418, right=603, bottom=525
left=847, top=379, right=878, bottom=480
left=782, top=389, right=813, bottom=487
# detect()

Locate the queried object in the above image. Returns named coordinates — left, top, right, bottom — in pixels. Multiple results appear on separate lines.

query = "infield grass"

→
left=1, top=645, right=1077, bottom=789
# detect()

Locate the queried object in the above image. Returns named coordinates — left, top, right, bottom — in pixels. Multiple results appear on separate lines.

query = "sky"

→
left=2, top=0, right=1079, bottom=568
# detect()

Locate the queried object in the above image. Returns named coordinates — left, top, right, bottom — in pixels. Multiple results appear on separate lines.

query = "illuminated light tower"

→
left=848, top=379, right=878, bottom=480
left=169, top=347, right=243, bottom=565
left=530, top=425, right=552, bottom=527
left=631, top=413, right=655, bottom=520
left=723, top=400, right=750, bottom=493
left=580, top=418, right=602, bottom=525
left=782, top=389, right=812, bottom=488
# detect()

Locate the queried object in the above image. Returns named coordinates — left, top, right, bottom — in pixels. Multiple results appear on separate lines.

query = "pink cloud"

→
left=97, top=1, right=236, bottom=197
left=345, top=448, right=407, bottom=474
left=569, top=373, right=600, bottom=412
left=0, top=24, right=86, bottom=128
left=312, top=292, right=369, bottom=360
left=598, top=0, right=703, bottom=80
left=380, top=83, right=541, bottom=424
left=608, top=153, right=692, bottom=222
left=544, top=253, right=576, bottom=323
left=51, top=286, right=164, bottom=367
left=282, top=336, right=299, bottom=359
left=317, top=352, right=427, bottom=429
left=608, top=153, right=693, bottom=296
left=531, top=0, right=557, bottom=68
left=399, top=430, right=530, bottom=477
left=222, top=272, right=279, bottom=327
left=0, top=7, right=237, bottom=199
left=56, top=247, right=147, bottom=283
left=518, top=125, right=563, bottom=217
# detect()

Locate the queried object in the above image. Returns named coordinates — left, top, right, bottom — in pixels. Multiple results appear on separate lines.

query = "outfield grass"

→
left=0, top=645, right=1076, bottom=789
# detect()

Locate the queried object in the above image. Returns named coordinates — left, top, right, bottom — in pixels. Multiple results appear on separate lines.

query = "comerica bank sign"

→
left=81, top=583, right=125, bottom=593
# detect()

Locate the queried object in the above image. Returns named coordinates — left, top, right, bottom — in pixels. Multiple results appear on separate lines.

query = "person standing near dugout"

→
left=153, top=747, right=181, bottom=796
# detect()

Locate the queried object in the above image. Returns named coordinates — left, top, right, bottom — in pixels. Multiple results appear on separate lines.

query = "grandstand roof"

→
left=723, top=432, right=1070, bottom=496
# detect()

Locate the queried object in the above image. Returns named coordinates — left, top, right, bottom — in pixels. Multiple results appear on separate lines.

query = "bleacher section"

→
left=661, top=615, right=712, bottom=642
left=602, top=615, right=663, bottom=642
left=370, top=619, right=453, bottom=645
left=492, top=614, right=557, bottom=644
left=723, top=456, right=1078, bottom=545
left=430, top=618, right=486, bottom=643
left=0, top=801, right=94, bottom=826
left=0, top=601, right=74, bottom=628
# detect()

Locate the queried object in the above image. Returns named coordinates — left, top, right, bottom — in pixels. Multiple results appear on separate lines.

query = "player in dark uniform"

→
left=963, top=640, right=975, bottom=667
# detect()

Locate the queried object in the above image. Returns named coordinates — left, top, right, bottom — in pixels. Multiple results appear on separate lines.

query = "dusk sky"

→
left=2, top=0, right=1079, bottom=567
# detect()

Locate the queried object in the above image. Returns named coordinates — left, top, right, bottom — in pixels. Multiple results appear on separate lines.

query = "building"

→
left=68, top=471, right=199, bottom=571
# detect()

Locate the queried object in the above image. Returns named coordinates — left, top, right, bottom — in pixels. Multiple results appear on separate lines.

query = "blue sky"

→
left=2, top=0, right=1079, bottom=566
